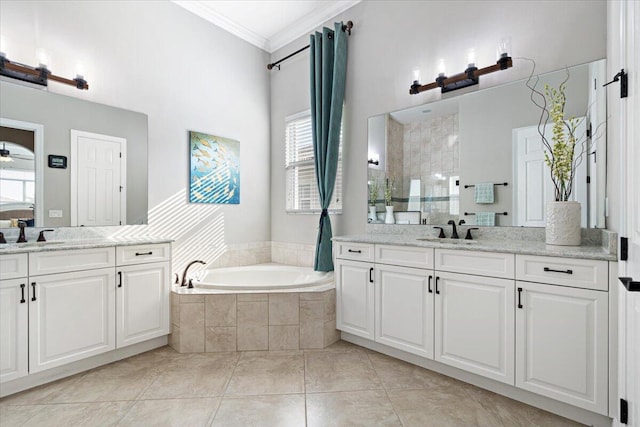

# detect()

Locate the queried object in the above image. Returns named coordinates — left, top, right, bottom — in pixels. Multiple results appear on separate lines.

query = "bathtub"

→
left=187, top=263, right=334, bottom=293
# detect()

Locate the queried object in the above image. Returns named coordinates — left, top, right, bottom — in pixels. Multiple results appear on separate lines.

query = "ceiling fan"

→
left=0, top=141, right=34, bottom=163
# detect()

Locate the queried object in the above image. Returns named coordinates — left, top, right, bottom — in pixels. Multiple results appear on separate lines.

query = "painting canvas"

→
left=189, top=131, right=240, bottom=204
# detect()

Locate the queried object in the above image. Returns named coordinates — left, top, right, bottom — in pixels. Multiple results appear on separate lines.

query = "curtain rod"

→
left=267, top=21, right=353, bottom=70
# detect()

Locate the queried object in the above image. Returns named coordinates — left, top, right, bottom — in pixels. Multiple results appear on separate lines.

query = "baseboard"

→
left=341, top=332, right=613, bottom=427
left=0, top=336, right=168, bottom=398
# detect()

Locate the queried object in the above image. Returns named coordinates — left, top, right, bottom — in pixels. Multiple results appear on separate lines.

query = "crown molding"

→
left=267, top=0, right=361, bottom=53
left=173, top=0, right=361, bottom=53
left=172, top=1, right=270, bottom=51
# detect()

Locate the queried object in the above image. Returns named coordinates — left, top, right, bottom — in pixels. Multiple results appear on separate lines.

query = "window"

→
left=0, top=169, right=35, bottom=204
left=285, top=110, right=342, bottom=213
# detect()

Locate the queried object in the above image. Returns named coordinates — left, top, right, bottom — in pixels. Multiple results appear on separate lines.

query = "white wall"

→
left=0, top=1, right=271, bottom=272
left=270, top=0, right=607, bottom=244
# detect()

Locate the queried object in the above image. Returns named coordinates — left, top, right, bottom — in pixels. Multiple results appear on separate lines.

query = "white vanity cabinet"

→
left=335, top=258, right=375, bottom=340
left=433, top=250, right=515, bottom=384
left=116, top=244, right=171, bottom=348
left=515, top=254, right=609, bottom=415
left=28, top=248, right=116, bottom=373
left=0, top=254, right=29, bottom=383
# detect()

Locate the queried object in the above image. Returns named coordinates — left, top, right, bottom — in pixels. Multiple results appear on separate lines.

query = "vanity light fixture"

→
left=410, top=44, right=512, bottom=95
left=0, top=52, right=89, bottom=90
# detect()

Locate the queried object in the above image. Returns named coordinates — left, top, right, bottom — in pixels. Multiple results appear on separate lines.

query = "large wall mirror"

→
left=367, top=59, right=607, bottom=228
left=0, top=80, right=148, bottom=228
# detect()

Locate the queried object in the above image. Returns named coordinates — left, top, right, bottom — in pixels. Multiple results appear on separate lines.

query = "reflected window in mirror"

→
left=0, top=129, right=36, bottom=227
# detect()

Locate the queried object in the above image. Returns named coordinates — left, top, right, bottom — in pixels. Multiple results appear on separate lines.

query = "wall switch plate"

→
left=48, top=209, right=63, bottom=218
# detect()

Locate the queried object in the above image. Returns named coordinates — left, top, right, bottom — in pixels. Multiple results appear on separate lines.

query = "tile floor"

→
left=0, top=341, right=583, bottom=426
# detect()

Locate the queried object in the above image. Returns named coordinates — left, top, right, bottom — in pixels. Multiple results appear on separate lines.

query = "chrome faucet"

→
left=447, top=220, right=459, bottom=239
left=181, top=260, right=206, bottom=287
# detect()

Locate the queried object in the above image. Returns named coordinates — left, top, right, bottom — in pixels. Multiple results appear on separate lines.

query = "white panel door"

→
left=375, top=264, right=433, bottom=358
left=70, top=130, right=126, bottom=226
left=435, top=271, right=515, bottom=384
left=516, top=281, right=608, bottom=415
left=29, top=268, right=116, bottom=373
left=117, top=262, right=170, bottom=348
left=0, top=279, right=28, bottom=383
left=335, top=259, right=374, bottom=340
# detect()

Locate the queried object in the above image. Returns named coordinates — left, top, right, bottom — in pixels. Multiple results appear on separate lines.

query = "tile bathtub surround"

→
left=0, top=342, right=583, bottom=427
left=170, top=289, right=339, bottom=353
left=271, top=241, right=316, bottom=267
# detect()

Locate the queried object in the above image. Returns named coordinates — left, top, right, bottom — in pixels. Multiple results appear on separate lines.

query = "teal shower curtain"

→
left=310, top=22, right=348, bottom=272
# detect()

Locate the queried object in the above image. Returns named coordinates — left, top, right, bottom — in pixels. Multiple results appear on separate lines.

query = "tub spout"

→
left=181, top=260, right=206, bottom=287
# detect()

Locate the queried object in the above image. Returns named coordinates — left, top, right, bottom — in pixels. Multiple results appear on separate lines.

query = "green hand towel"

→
left=475, top=212, right=496, bottom=226
left=475, top=183, right=494, bottom=204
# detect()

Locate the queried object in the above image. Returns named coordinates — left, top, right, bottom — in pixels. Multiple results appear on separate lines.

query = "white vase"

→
left=384, top=205, right=395, bottom=224
left=545, top=201, right=581, bottom=246
left=368, top=205, right=377, bottom=222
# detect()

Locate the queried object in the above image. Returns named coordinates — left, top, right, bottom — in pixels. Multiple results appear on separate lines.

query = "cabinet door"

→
left=0, top=279, right=28, bottom=383
left=29, top=268, right=116, bottom=373
left=435, top=271, right=515, bottom=384
left=117, top=262, right=170, bottom=348
left=515, top=281, right=608, bottom=415
left=375, top=264, right=433, bottom=358
left=335, top=259, right=374, bottom=340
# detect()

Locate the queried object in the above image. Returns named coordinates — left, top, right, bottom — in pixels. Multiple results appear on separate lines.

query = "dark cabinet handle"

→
left=118, top=271, right=122, bottom=288
left=348, top=249, right=362, bottom=254
left=428, top=275, right=433, bottom=293
left=619, top=277, right=640, bottom=292
left=31, top=282, right=36, bottom=302
left=20, top=283, right=26, bottom=303
left=369, top=267, right=374, bottom=283
left=517, top=287, right=523, bottom=309
left=435, top=276, right=440, bottom=294
left=135, top=251, right=153, bottom=256
left=543, top=267, right=573, bottom=275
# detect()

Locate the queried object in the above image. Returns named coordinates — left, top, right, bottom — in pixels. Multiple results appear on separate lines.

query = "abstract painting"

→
left=189, top=131, right=240, bottom=204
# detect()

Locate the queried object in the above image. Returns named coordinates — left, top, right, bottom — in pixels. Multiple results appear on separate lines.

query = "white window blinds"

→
left=285, top=110, right=342, bottom=213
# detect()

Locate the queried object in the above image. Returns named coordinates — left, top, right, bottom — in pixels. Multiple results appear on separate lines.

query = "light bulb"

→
left=467, top=49, right=476, bottom=68
left=497, top=37, right=511, bottom=59
left=437, top=59, right=446, bottom=77
left=75, top=62, right=85, bottom=79
left=0, top=35, right=7, bottom=57
left=36, top=48, right=51, bottom=69
left=412, top=67, right=420, bottom=84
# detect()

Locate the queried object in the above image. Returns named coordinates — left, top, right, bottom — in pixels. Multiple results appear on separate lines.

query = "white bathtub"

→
left=188, top=263, right=334, bottom=292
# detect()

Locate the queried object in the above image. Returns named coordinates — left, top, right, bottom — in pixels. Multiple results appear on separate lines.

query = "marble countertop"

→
left=0, top=237, right=173, bottom=255
left=333, top=234, right=616, bottom=261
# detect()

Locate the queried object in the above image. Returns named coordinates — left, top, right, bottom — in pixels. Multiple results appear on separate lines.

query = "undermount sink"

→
left=417, top=237, right=478, bottom=244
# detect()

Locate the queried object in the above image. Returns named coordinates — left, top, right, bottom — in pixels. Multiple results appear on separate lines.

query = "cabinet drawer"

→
left=0, top=253, right=28, bottom=280
left=116, top=243, right=171, bottom=266
left=335, top=242, right=374, bottom=262
left=435, top=249, right=514, bottom=279
left=375, top=245, right=434, bottom=269
left=516, top=255, right=608, bottom=291
left=29, top=247, right=115, bottom=276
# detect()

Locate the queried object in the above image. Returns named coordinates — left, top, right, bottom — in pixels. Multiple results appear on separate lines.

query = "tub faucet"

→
left=447, top=220, right=459, bottom=239
left=181, top=260, right=206, bottom=287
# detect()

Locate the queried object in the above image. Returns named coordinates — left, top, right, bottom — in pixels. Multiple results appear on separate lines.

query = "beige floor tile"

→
left=368, top=352, right=461, bottom=390
left=463, top=386, right=585, bottom=426
left=306, top=389, right=401, bottom=427
left=42, top=358, right=161, bottom=403
left=303, top=339, right=370, bottom=354
left=226, top=352, right=304, bottom=396
left=0, top=374, right=83, bottom=406
left=141, top=353, right=239, bottom=399
left=387, top=386, right=499, bottom=427
left=118, top=398, right=220, bottom=427
left=0, top=405, right=42, bottom=425
left=305, top=351, right=382, bottom=393
left=212, top=394, right=305, bottom=427
left=21, top=401, right=132, bottom=427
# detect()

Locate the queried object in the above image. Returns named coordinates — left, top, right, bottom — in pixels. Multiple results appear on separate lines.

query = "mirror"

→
left=0, top=80, right=148, bottom=228
left=367, top=59, right=607, bottom=227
